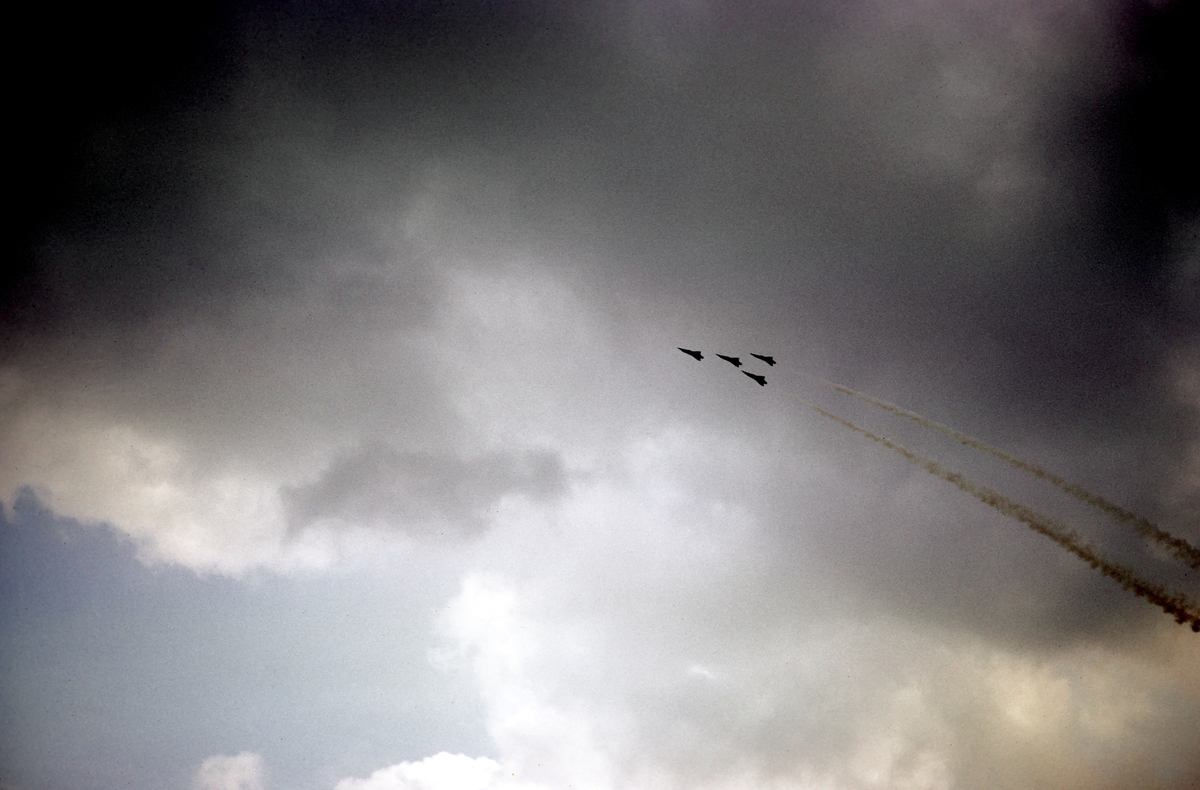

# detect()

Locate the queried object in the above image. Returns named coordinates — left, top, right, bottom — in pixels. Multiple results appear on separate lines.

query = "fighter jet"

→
left=743, top=371, right=767, bottom=386
left=716, top=354, right=742, bottom=367
left=678, top=348, right=704, bottom=361
left=750, top=354, right=776, bottom=366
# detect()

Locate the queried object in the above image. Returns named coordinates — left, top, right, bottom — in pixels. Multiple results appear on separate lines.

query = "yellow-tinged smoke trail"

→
left=817, top=379, right=1200, bottom=571
left=796, top=396, right=1200, bottom=631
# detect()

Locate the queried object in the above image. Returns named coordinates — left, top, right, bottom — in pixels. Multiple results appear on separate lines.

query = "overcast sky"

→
left=4, top=1, right=1199, bottom=789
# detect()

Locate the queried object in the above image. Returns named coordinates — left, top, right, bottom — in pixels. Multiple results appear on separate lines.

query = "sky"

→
left=3, top=1, right=1199, bottom=789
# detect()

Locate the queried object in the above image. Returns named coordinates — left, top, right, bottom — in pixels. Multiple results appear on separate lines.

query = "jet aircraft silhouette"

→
left=743, top=371, right=767, bottom=386
left=750, top=354, right=776, bottom=366
left=716, top=354, right=742, bottom=367
left=678, top=348, right=704, bottom=361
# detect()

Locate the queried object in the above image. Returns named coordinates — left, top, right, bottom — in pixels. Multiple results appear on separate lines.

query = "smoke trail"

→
left=797, top=396, right=1200, bottom=631
left=817, top=379, right=1200, bottom=571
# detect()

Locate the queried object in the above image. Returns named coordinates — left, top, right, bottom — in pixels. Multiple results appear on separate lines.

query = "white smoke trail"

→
left=796, top=395, right=1200, bottom=631
left=817, top=379, right=1200, bottom=570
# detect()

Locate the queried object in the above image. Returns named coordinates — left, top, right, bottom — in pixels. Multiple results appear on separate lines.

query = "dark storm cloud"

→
left=1081, top=0, right=1199, bottom=276
left=283, top=443, right=566, bottom=537
left=11, top=0, right=1194, bottom=376
left=8, top=0, right=558, bottom=340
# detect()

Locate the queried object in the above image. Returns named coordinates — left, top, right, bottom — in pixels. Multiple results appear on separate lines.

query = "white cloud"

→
left=193, top=751, right=266, bottom=790
left=0, top=407, right=306, bottom=575
left=334, top=752, right=542, bottom=790
left=335, top=559, right=1200, bottom=790
left=0, top=257, right=621, bottom=577
left=436, top=575, right=619, bottom=790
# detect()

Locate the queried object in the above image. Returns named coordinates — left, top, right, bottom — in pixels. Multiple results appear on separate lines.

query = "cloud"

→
left=335, top=752, right=539, bottom=790
left=5, top=2, right=1199, bottom=787
left=338, top=572, right=1200, bottom=790
left=193, top=751, right=265, bottom=790
left=332, top=578, right=615, bottom=790
left=434, top=575, right=618, bottom=790
left=0, top=400, right=566, bottom=572
left=0, top=256, right=590, bottom=573
left=0, top=409, right=293, bottom=575
left=1168, top=343, right=1200, bottom=527
left=283, top=443, right=566, bottom=537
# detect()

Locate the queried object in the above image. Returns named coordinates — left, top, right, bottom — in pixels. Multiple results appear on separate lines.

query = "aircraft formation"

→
left=675, top=344, right=1200, bottom=631
left=678, top=347, right=773, bottom=386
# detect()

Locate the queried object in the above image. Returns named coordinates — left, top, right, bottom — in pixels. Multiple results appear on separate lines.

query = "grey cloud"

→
left=10, top=0, right=1189, bottom=415
left=5, top=0, right=1194, bottom=630
left=283, top=443, right=566, bottom=537
left=5, top=2, right=1200, bottom=786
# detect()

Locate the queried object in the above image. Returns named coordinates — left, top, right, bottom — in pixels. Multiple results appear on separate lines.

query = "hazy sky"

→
left=4, top=2, right=1199, bottom=789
